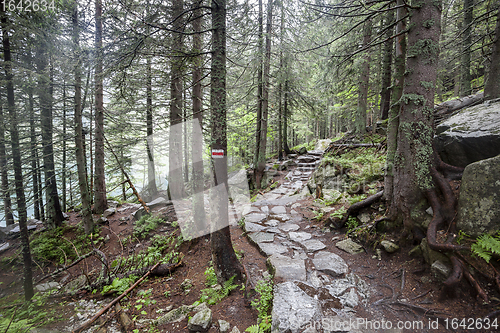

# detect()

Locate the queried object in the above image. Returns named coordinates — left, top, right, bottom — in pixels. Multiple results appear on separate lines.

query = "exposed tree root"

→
left=333, top=190, right=384, bottom=229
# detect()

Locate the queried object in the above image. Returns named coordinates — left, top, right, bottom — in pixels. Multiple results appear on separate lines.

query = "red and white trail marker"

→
left=211, top=149, right=224, bottom=158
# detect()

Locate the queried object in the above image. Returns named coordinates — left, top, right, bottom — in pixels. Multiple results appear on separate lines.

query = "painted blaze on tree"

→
left=390, top=0, right=442, bottom=236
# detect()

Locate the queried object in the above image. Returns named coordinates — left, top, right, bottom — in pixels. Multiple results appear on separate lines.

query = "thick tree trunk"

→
left=254, top=0, right=264, bottom=188
left=36, top=150, right=45, bottom=221
left=0, top=104, right=14, bottom=225
left=94, top=0, right=107, bottom=214
left=192, top=2, right=206, bottom=228
left=384, top=0, right=406, bottom=205
left=1, top=7, right=34, bottom=300
left=210, top=0, right=243, bottom=283
left=484, top=6, right=500, bottom=100
left=37, top=37, right=64, bottom=229
left=169, top=0, right=186, bottom=200
left=460, top=0, right=473, bottom=97
left=73, top=2, right=94, bottom=235
left=391, top=0, right=441, bottom=237
left=146, top=56, right=158, bottom=197
left=355, top=19, right=372, bottom=135
left=380, top=9, right=394, bottom=120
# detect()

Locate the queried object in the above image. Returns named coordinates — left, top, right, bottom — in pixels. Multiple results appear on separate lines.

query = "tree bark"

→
left=94, top=0, right=107, bottom=214
left=0, top=103, right=14, bottom=226
left=192, top=1, right=206, bottom=228
left=37, top=34, right=64, bottom=229
left=28, top=75, right=40, bottom=221
left=169, top=0, right=186, bottom=200
left=380, top=9, right=394, bottom=120
left=73, top=1, right=94, bottom=235
left=210, top=0, right=243, bottom=283
left=391, top=0, right=441, bottom=237
left=146, top=56, right=158, bottom=197
left=62, top=82, right=67, bottom=213
left=355, top=19, right=372, bottom=135
left=384, top=0, right=406, bottom=205
left=460, top=0, right=473, bottom=96
left=1, top=6, right=34, bottom=300
left=484, top=6, right=500, bottom=100
left=254, top=0, right=264, bottom=188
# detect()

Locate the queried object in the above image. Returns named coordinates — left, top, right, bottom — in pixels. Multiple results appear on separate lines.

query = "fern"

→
left=471, top=234, right=500, bottom=263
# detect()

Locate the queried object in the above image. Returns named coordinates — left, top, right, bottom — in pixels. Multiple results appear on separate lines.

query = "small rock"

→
left=336, top=238, right=364, bottom=254
left=280, top=223, right=300, bottom=232
left=218, top=320, right=230, bottom=333
left=409, top=245, right=423, bottom=257
left=271, top=206, right=287, bottom=214
left=358, top=212, right=371, bottom=224
left=300, top=239, right=326, bottom=252
left=187, top=308, right=212, bottom=332
left=146, top=197, right=171, bottom=209
left=343, top=288, right=359, bottom=308
left=268, top=254, right=306, bottom=281
left=426, top=207, right=434, bottom=216
left=62, top=213, right=69, bottom=219
left=248, top=232, right=275, bottom=244
left=431, top=260, right=451, bottom=282
left=0, top=242, right=10, bottom=254
left=102, top=208, right=116, bottom=218
left=96, top=217, right=109, bottom=225
left=229, top=327, right=240, bottom=333
left=180, top=279, right=193, bottom=290
left=155, top=305, right=193, bottom=325
left=35, top=282, right=60, bottom=292
left=380, top=240, right=399, bottom=253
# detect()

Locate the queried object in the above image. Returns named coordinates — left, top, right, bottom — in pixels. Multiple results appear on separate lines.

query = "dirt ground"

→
left=1, top=178, right=500, bottom=332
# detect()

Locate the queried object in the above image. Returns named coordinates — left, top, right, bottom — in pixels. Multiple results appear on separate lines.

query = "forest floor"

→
left=1, top=153, right=499, bottom=332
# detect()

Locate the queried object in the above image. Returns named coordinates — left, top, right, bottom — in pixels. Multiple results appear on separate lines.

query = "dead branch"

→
left=35, top=251, right=94, bottom=284
left=103, top=134, right=149, bottom=214
left=334, top=191, right=384, bottom=229
left=72, top=262, right=161, bottom=333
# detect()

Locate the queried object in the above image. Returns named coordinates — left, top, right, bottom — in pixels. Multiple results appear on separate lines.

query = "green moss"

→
left=420, top=81, right=434, bottom=91
left=407, top=39, right=439, bottom=63
left=422, top=19, right=435, bottom=28
left=401, top=93, right=426, bottom=105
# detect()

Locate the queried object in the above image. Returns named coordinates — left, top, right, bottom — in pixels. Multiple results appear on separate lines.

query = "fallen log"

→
left=434, top=92, right=484, bottom=123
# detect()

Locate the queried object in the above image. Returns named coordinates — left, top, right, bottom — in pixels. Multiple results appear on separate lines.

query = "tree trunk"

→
left=283, top=70, right=291, bottom=154
left=460, top=0, right=473, bottom=96
left=484, top=6, right=500, bottom=100
left=169, top=0, right=186, bottom=200
left=254, top=0, right=264, bottom=188
left=380, top=9, right=394, bottom=120
left=37, top=150, right=45, bottom=221
left=94, top=0, right=107, bottom=213
left=210, top=0, right=243, bottom=283
left=256, top=0, right=274, bottom=187
left=385, top=0, right=406, bottom=205
left=391, top=0, right=441, bottom=237
left=0, top=103, right=14, bottom=225
left=73, top=2, right=94, bottom=234
left=146, top=56, right=158, bottom=197
left=37, top=36, right=64, bottom=229
left=192, top=1, right=206, bottom=228
left=355, top=19, right=372, bottom=135
left=62, top=82, right=67, bottom=213
left=28, top=78, right=40, bottom=221
left=1, top=6, right=34, bottom=300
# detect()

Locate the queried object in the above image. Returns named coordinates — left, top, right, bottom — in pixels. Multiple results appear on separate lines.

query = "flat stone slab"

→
left=289, top=231, right=312, bottom=243
left=312, top=251, right=348, bottom=277
left=272, top=281, right=321, bottom=333
left=265, top=219, right=279, bottom=227
left=265, top=227, right=281, bottom=234
left=35, top=282, right=60, bottom=292
left=272, top=214, right=291, bottom=222
left=248, top=232, right=275, bottom=244
left=280, top=224, right=300, bottom=232
left=336, top=238, right=364, bottom=254
left=244, top=222, right=266, bottom=232
left=300, top=239, right=326, bottom=252
left=259, top=243, right=288, bottom=256
left=244, top=213, right=267, bottom=223
left=271, top=206, right=287, bottom=214
left=268, top=254, right=306, bottom=281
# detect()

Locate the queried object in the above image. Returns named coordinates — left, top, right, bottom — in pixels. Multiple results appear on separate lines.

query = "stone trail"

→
left=243, top=150, right=400, bottom=333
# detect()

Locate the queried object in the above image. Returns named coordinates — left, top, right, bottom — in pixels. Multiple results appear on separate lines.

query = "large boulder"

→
left=434, top=100, right=500, bottom=167
left=314, top=139, right=331, bottom=151
left=456, top=154, right=500, bottom=237
left=307, top=164, right=342, bottom=193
